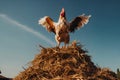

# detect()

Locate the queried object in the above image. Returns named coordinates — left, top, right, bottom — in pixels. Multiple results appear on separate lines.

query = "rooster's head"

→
left=60, top=8, right=66, bottom=19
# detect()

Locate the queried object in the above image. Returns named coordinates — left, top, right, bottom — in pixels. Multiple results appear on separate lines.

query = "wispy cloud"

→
left=0, top=14, right=56, bottom=46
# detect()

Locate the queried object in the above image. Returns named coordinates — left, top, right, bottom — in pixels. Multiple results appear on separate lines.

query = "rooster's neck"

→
left=58, top=16, right=66, bottom=23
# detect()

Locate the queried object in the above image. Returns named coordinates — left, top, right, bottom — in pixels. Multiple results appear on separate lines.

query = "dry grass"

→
left=13, top=41, right=118, bottom=80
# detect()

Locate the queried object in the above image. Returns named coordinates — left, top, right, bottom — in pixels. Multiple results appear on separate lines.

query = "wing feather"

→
left=38, top=16, right=56, bottom=34
left=69, top=14, right=91, bottom=32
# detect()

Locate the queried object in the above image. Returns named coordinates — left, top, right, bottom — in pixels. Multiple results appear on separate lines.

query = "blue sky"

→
left=0, top=0, right=120, bottom=78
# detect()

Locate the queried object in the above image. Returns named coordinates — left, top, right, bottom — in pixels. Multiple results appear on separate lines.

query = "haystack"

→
left=13, top=41, right=118, bottom=80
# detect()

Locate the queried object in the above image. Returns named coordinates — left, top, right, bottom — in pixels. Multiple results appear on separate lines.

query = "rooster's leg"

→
left=64, top=42, right=67, bottom=48
left=56, top=41, right=60, bottom=48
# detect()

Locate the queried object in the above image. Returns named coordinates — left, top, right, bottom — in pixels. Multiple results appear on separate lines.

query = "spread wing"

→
left=38, top=16, right=56, bottom=34
left=69, top=14, right=91, bottom=32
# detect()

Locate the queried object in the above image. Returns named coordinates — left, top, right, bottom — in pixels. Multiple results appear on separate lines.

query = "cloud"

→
left=0, top=14, right=56, bottom=46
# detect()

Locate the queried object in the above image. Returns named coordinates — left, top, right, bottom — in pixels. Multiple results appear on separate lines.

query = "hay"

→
left=13, top=41, right=118, bottom=80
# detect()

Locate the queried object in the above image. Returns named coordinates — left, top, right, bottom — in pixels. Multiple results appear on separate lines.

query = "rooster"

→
left=39, top=8, right=91, bottom=47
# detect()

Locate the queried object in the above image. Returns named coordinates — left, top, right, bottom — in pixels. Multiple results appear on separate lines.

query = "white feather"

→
left=38, top=16, right=50, bottom=28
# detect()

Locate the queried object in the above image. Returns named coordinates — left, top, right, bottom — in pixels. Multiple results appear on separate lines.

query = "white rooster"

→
left=39, top=8, right=91, bottom=47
